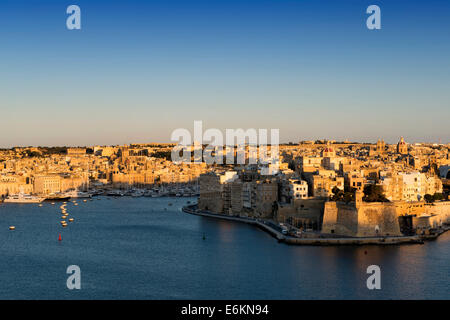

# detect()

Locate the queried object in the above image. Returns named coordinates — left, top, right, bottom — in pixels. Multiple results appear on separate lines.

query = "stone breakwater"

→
left=182, top=205, right=430, bottom=246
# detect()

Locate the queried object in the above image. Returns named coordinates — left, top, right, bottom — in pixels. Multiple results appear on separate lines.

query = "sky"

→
left=0, top=0, right=449, bottom=147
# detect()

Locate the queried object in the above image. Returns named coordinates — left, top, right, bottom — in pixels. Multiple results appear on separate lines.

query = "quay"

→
left=182, top=204, right=433, bottom=246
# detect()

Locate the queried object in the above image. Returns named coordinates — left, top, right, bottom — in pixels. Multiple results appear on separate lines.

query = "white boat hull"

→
left=4, top=197, right=45, bottom=203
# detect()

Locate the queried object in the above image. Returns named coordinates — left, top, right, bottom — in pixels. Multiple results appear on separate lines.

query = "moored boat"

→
left=4, top=193, right=45, bottom=204
left=64, top=190, right=92, bottom=199
left=45, top=193, right=70, bottom=202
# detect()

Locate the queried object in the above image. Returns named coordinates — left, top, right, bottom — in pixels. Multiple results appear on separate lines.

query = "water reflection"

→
left=0, top=197, right=448, bottom=299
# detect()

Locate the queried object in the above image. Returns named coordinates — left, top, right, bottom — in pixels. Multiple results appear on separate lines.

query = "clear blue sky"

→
left=0, top=0, right=449, bottom=147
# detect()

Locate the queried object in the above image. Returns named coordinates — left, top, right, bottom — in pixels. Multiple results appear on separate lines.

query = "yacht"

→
left=143, top=191, right=153, bottom=197
left=131, top=190, right=145, bottom=197
left=107, top=190, right=124, bottom=197
left=64, top=190, right=92, bottom=198
left=4, top=193, right=45, bottom=203
left=45, top=193, right=71, bottom=201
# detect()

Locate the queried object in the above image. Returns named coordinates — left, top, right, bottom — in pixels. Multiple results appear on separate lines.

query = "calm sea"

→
left=0, top=196, right=448, bottom=299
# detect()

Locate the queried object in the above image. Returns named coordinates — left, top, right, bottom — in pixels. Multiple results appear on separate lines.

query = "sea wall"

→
left=414, top=201, right=450, bottom=229
left=425, top=201, right=450, bottom=224
left=322, top=201, right=401, bottom=237
left=322, top=202, right=359, bottom=236
left=356, top=203, right=402, bottom=237
left=277, top=199, right=325, bottom=227
left=183, top=205, right=424, bottom=245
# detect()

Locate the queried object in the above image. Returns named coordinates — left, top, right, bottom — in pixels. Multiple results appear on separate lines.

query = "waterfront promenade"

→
left=182, top=205, right=432, bottom=246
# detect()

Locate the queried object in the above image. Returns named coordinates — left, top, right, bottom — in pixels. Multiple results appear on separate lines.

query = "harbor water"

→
left=0, top=197, right=448, bottom=299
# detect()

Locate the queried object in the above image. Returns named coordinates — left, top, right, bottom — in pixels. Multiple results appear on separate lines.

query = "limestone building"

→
left=397, top=137, right=408, bottom=155
left=198, top=171, right=238, bottom=213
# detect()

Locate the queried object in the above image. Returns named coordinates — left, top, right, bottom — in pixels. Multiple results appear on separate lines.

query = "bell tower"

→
left=376, top=139, right=385, bottom=154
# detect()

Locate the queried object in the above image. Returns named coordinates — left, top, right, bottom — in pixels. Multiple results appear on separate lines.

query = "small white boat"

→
left=4, top=193, right=45, bottom=204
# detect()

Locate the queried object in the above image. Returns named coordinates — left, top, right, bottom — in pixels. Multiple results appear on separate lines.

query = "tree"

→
left=363, top=184, right=389, bottom=202
left=151, top=151, right=172, bottom=160
left=424, top=194, right=434, bottom=203
left=433, top=193, right=444, bottom=201
left=343, top=192, right=355, bottom=203
left=330, top=186, right=343, bottom=201
left=331, top=186, right=355, bottom=203
left=288, top=161, right=296, bottom=171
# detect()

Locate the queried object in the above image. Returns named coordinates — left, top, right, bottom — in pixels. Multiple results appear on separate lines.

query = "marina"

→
left=0, top=184, right=199, bottom=204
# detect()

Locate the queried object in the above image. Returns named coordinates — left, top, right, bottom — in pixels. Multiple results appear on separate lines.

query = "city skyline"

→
left=0, top=136, right=448, bottom=149
left=1, top=0, right=449, bottom=147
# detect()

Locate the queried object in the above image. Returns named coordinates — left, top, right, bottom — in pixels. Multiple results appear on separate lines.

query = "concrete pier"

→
left=182, top=205, right=426, bottom=246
